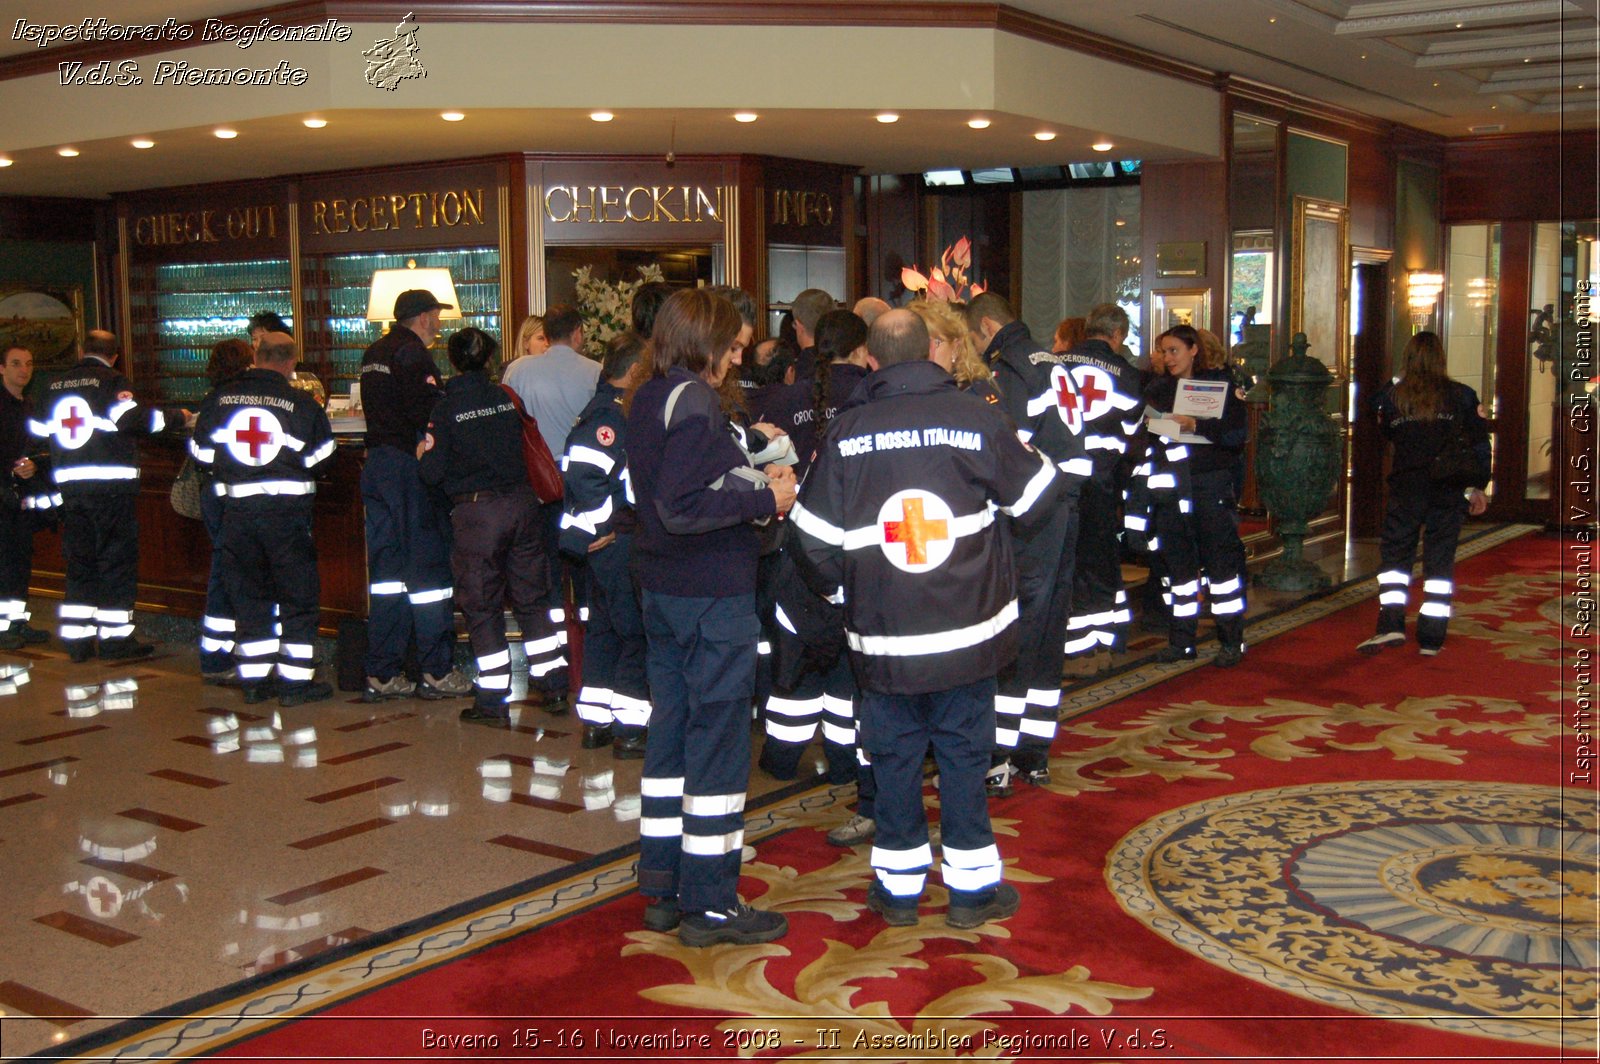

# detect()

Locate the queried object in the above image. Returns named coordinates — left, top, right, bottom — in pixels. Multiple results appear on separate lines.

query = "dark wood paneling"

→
left=1443, top=132, right=1598, bottom=223
left=862, top=174, right=920, bottom=304
left=1347, top=131, right=1395, bottom=252
left=1141, top=158, right=1229, bottom=335
left=1486, top=222, right=1532, bottom=520
left=0, top=197, right=101, bottom=242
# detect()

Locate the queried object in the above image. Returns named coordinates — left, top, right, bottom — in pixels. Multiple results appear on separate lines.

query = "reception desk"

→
left=28, top=432, right=369, bottom=632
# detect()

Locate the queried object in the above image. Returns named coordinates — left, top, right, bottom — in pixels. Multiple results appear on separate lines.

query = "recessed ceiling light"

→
left=440, top=111, right=465, bottom=122
left=1360, top=54, right=1367, bottom=59
left=214, top=128, right=238, bottom=139
left=876, top=113, right=899, bottom=123
left=967, top=117, right=991, bottom=129
left=1092, top=141, right=1114, bottom=152
left=0, top=157, right=13, bottom=168
left=1455, top=22, right=1463, bottom=28
left=1034, top=131, right=1057, bottom=141
left=589, top=111, right=614, bottom=122
left=58, top=147, right=79, bottom=157
left=1432, top=81, right=1440, bottom=87
left=1269, top=16, right=1277, bottom=23
left=131, top=138, right=155, bottom=149
left=303, top=117, right=328, bottom=129
left=733, top=112, right=758, bottom=123
left=1114, top=218, right=1126, bottom=227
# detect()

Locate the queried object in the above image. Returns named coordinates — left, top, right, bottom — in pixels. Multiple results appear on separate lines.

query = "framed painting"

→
left=1151, top=288, right=1211, bottom=333
left=0, top=284, right=85, bottom=372
left=1290, top=197, right=1349, bottom=380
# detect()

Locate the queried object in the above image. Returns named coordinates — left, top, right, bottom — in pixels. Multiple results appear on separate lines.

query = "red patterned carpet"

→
left=187, top=531, right=1589, bottom=1059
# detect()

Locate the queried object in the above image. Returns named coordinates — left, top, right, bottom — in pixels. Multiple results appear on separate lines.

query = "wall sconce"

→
left=1406, top=270, right=1444, bottom=324
left=366, top=261, right=463, bottom=323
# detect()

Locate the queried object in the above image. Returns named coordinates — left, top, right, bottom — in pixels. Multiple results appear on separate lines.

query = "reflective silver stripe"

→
left=682, top=829, right=744, bottom=856
left=821, top=693, right=853, bottom=715
left=106, top=398, right=137, bottom=424
left=278, top=431, right=307, bottom=452
left=995, top=694, right=1026, bottom=717
left=757, top=639, right=772, bottom=655
left=942, top=862, right=1002, bottom=893
left=98, top=624, right=135, bottom=639
left=684, top=792, right=746, bottom=816
left=282, top=642, right=315, bottom=660
left=477, top=673, right=511, bottom=690
left=1001, top=454, right=1055, bottom=518
left=1377, top=570, right=1409, bottom=586
left=370, top=581, right=407, bottom=595
left=1148, top=473, right=1177, bottom=490
left=60, top=624, right=98, bottom=640
left=1025, top=687, right=1061, bottom=708
left=870, top=843, right=933, bottom=871
left=847, top=600, right=1018, bottom=658
left=841, top=508, right=993, bottom=552
left=565, top=445, right=615, bottom=473
left=875, top=870, right=926, bottom=897
left=304, top=439, right=336, bottom=467
left=640, top=775, right=685, bottom=798
left=60, top=603, right=95, bottom=619
left=477, top=649, right=511, bottom=671
left=548, top=608, right=566, bottom=623
left=773, top=603, right=798, bottom=635
left=95, top=609, right=133, bottom=624
left=994, top=723, right=1020, bottom=747
left=1172, top=602, right=1201, bottom=617
left=1420, top=602, right=1451, bottom=618
left=222, top=480, right=316, bottom=498
left=527, top=655, right=567, bottom=677
left=789, top=500, right=845, bottom=546
left=1165, top=445, right=1189, bottom=461
left=1064, top=632, right=1098, bottom=654
left=150, top=409, right=166, bottom=433
left=239, top=662, right=274, bottom=680
left=1379, top=591, right=1409, bottom=606
left=523, top=633, right=563, bottom=656
left=203, top=615, right=237, bottom=632
left=942, top=842, right=1000, bottom=868
left=408, top=587, right=453, bottom=605
left=1211, top=598, right=1246, bottom=615
left=1019, top=719, right=1056, bottom=739
left=639, top=816, right=683, bottom=837
left=1059, top=457, right=1093, bottom=476
left=559, top=496, right=613, bottom=534
left=278, top=663, right=316, bottom=681
left=1084, top=435, right=1126, bottom=452
left=199, top=636, right=234, bottom=652
left=1208, top=576, right=1244, bottom=595
left=765, top=694, right=821, bottom=719
left=190, top=440, right=216, bottom=463
left=239, top=638, right=280, bottom=656
left=764, top=720, right=815, bottom=742
left=821, top=720, right=855, bottom=744
left=55, top=465, right=138, bottom=482
left=1423, top=579, right=1453, bottom=594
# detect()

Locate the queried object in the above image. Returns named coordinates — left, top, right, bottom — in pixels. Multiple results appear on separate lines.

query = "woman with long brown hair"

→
left=1359, top=330, right=1489, bottom=657
left=1144, top=323, right=1250, bottom=667
left=626, top=288, right=797, bottom=948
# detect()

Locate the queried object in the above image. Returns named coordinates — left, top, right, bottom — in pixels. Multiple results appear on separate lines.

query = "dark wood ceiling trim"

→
left=993, top=7, right=1214, bottom=88
left=1221, top=75, right=1399, bottom=139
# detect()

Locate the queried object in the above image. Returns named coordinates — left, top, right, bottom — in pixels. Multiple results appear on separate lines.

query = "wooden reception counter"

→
left=27, top=432, right=369, bottom=631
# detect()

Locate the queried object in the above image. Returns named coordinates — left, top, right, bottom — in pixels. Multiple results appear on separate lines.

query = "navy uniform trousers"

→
left=1153, top=466, right=1248, bottom=652
left=863, top=678, right=1005, bottom=906
left=220, top=504, right=319, bottom=692
left=638, top=591, right=759, bottom=913
left=1375, top=478, right=1468, bottom=651
left=995, top=490, right=1078, bottom=775
left=572, top=531, right=650, bottom=735
left=58, top=493, right=140, bottom=650
left=450, top=488, right=547, bottom=706
left=361, top=445, right=455, bottom=681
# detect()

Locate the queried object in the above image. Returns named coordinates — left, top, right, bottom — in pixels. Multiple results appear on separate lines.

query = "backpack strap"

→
left=662, top=380, right=693, bottom=430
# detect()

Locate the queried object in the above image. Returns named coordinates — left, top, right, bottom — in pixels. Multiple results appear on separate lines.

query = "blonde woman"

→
left=909, top=298, right=996, bottom=401
left=513, top=314, right=549, bottom=360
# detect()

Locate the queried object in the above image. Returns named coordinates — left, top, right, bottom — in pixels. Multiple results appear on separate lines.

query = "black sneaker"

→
left=866, top=884, right=919, bottom=927
left=581, top=724, right=613, bottom=749
left=946, top=882, right=1020, bottom=929
left=678, top=903, right=788, bottom=947
left=98, top=637, right=155, bottom=661
left=1213, top=644, right=1244, bottom=669
left=459, top=703, right=511, bottom=725
left=15, top=623, right=49, bottom=645
left=1357, top=631, right=1404, bottom=656
left=642, top=896, right=680, bottom=932
left=613, top=729, right=647, bottom=760
left=0, top=631, right=21, bottom=651
left=1154, top=645, right=1196, bottom=663
left=279, top=681, right=332, bottom=708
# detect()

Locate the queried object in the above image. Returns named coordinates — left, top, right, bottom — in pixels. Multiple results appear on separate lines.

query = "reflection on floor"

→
left=0, top=529, right=1407, bottom=1057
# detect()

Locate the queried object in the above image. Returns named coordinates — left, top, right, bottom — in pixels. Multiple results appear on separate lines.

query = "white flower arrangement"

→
left=573, top=263, right=665, bottom=358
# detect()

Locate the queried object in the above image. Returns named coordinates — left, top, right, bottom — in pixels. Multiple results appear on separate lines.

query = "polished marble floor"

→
left=0, top=530, right=1413, bottom=1058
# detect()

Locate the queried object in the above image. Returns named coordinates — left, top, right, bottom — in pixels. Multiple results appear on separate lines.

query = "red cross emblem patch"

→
left=220, top=407, right=284, bottom=467
left=1068, top=365, right=1117, bottom=423
left=877, top=489, right=956, bottom=573
left=1048, top=365, right=1083, bottom=434
left=48, top=395, right=96, bottom=450
left=597, top=425, right=616, bottom=447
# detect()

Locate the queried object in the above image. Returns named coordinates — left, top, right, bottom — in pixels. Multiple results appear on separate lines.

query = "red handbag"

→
left=500, top=383, right=564, bottom=503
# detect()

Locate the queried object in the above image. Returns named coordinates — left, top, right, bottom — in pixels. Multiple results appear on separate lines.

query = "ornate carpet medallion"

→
left=1107, top=780, right=1597, bottom=1049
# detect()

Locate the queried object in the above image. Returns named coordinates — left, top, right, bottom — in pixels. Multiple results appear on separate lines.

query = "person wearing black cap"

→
left=357, top=288, right=472, bottom=701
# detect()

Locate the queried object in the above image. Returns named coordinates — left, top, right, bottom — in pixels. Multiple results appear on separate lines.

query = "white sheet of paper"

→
left=1172, top=378, right=1229, bottom=419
